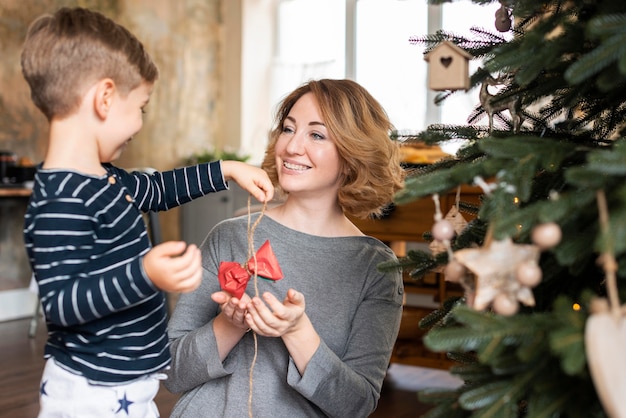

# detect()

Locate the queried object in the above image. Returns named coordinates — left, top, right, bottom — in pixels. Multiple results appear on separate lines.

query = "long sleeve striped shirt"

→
left=23, top=162, right=227, bottom=384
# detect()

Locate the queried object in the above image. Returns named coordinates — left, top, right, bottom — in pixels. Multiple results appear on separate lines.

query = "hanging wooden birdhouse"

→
left=424, top=40, right=471, bottom=91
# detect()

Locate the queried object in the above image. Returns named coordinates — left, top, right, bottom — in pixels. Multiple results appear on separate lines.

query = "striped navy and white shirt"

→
left=23, top=162, right=227, bottom=385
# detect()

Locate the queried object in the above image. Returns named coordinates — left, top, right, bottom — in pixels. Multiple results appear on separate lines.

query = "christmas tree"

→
left=386, top=0, right=626, bottom=416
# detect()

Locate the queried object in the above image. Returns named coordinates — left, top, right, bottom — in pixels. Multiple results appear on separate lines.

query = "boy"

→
left=20, top=7, right=273, bottom=417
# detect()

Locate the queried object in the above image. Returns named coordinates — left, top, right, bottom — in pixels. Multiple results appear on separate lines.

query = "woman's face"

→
left=274, top=92, right=343, bottom=198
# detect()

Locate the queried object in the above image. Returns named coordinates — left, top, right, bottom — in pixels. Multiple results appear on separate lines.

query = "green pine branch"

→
left=392, top=1, right=626, bottom=416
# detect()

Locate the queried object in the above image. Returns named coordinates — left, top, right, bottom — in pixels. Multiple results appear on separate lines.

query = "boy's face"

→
left=100, top=81, right=153, bottom=163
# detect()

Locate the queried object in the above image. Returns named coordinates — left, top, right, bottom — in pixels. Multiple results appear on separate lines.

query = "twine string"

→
left=245, top=196, right=267, bottom=418
left=596, top=189, right=620, bottom=318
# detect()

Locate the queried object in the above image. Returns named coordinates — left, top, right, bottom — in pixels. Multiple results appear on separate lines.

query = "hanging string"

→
left=432, top=193, right=443, bottom=222
left=245, top=195, right=268, bottom=418
left=246, top=197, right=267, bottom=297
left=473, top=176, right=496, bottom=195
left=595, top=189, right=620, bottom=318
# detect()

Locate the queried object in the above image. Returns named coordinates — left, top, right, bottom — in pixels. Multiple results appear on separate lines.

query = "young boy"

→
left=20, top=7, right=273, bottom=417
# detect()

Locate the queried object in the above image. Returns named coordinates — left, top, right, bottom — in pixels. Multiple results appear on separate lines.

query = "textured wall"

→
left=116, top=0, right=223, bottom=169
left=0, top=0, right=224, bottom=244
left=115, top=0, right=223, bottom=244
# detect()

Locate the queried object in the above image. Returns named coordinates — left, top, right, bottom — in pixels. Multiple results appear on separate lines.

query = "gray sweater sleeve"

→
left=164, top=245, right=233, bottom=393
left=165, top=278, right=228, bottom=389
left=286, top=264, right=404, bottom=417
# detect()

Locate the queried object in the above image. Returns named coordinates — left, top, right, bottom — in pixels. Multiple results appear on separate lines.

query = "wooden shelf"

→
left=0, top=186, right=33, bottom=321
left=0, top=187, right=32, bottom=197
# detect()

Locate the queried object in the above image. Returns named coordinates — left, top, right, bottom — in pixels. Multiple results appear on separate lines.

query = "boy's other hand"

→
left=221, top=160, right=274, bottom=203
left=143, top=241, right=202, bottom=293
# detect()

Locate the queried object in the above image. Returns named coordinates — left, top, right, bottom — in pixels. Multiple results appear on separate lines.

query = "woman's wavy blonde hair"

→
left=262, top=79, right=405, bottom=219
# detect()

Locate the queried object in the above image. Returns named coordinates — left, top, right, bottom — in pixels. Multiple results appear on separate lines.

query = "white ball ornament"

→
left=516, top=261, right=542, bottom=287
left=432, top=219, right=455, bottom=242
left=492, top=292, right=519, bottom=316
left=531, top=222, right=562, bottom=250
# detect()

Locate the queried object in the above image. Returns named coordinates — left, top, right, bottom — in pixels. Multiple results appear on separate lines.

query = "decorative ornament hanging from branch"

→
left=495, top=0, right=513, bottom=32
left=479, top=70, right=524, bottom=133
left=433, top=177, right=561, bottom=316
left=424, top=40, right=471, bottom=91
left=429, top=188, right=468, bottom=273
left=450, top=234, right=543, bottom=315
left=585, top=190, right=626, bottom=418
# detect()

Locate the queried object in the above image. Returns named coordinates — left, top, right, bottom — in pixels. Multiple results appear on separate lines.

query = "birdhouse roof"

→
left=424, top=40, right=472, bottom=61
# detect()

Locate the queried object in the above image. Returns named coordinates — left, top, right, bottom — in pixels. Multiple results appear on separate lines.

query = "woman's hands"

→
left=211, top=291, right=253, bottom=361
left=211, top=291, right=252, bottom=332
left=212, top=288, right=307, bottom=336
left=212, top=288, right=320, bottom=372
left=245, top=289, right=306, bottom=337
left=244, top=289, right=320, bottom=374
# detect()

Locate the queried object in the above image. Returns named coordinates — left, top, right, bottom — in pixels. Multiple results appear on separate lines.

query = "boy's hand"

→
left=143, top=241, right=202, bottom=293
left=221, top=161, right=274, bottom=203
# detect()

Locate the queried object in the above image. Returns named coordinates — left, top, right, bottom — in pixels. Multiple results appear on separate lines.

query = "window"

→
left=239, top=0, right=500, bottom=162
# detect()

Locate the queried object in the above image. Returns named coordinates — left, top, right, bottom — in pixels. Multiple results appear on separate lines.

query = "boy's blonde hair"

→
left=262, top=79, right=405, bottom=219
left=21, top=7, right=158, bottom=121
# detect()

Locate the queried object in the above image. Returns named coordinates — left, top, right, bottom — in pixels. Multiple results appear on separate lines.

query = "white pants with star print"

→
left=38, top=359, right=161, bottom=418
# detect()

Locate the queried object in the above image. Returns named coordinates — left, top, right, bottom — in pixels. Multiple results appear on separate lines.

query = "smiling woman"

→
left=165, top=79, right=406, bottom=418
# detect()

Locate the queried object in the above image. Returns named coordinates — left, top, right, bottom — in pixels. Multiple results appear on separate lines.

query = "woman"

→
left=165, top=79, right=405, bottom=417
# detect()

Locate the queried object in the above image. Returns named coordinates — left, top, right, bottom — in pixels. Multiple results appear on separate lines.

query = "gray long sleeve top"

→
left=165, top=214, right=404, bottom=417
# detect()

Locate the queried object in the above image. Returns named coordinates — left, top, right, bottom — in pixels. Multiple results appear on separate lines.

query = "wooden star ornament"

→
left=453, top=237, right=541, bottom=314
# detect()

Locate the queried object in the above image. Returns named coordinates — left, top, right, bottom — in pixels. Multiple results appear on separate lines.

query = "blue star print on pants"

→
left=116, top=392, right=134, bottom=415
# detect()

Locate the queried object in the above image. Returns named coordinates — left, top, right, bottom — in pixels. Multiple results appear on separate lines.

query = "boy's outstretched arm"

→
left=221, top=160, right=274, bottom=203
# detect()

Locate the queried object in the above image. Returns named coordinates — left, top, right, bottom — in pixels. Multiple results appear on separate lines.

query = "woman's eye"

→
left=312, top=132, right=325, bottom=140
left=282, top=126, right=294, bottom=134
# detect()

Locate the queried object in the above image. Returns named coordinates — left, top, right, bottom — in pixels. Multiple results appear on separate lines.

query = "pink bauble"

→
left=492, top=293, right=519, bottom=316
left=531, top=222, right=562, bottom=249
left=516, top=261, right=542, bottom=287
left=432, top=219, right=455, bottom=242
left=444, top=260, right=467, bottom=282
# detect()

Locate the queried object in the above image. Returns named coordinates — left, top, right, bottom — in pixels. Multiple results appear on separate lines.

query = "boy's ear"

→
left=93, top=78, right=116, bottom=120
